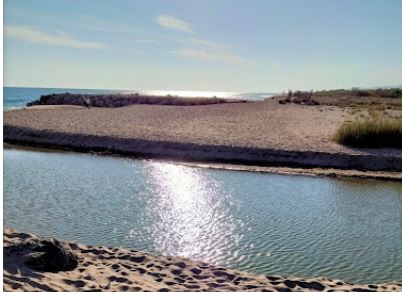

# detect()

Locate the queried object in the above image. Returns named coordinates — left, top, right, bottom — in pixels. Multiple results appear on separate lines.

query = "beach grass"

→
left=334, top=117, right=402, bottom=148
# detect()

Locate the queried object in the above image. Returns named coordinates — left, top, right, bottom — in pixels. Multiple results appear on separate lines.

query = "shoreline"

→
left=4, top=142, right=402, bottom=181
left=4, top=228, right=402, bottom=291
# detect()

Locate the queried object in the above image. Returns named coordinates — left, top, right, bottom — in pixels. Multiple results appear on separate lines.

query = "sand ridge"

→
left=4, top=228, right=402, bottom=291
left=4, top=101, right=402, bottom=172
left=4, top=101, right=389, bottom=154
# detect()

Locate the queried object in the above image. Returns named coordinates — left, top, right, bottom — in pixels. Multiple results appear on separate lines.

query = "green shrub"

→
left=391, top=88, right=402, bottom=98
left=334, top=118, right=402, bottom=148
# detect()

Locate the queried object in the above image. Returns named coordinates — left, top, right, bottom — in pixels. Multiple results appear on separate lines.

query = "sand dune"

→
left=4, top=228, right=402, bottom=291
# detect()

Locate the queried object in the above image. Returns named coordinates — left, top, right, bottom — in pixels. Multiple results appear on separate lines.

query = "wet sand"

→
left=4, top=228, right=401, bottom=291
left=181, top=162, right=402, bottom=181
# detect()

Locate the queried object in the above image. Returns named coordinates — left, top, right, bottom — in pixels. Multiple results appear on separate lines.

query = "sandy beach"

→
left=4, top=228, right=402, bottom=291
left=4, top=1, right=402, bottom=290
left=4, top=99, right=402, bottom=175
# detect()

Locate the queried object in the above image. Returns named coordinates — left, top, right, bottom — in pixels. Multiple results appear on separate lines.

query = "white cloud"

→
left=156, top=15, right=193, bottom=33
left=172, top=48, right=255, bottom=65
left=4, top=25, right=107, bottom=49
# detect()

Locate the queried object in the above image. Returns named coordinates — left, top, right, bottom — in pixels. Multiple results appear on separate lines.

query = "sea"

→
left=3, top=86, right=275, bottom=111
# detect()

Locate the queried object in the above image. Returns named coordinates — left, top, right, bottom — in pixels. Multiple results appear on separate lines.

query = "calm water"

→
left=3, top=87, right=274, bottom=111
left=4, top=149, right=402, bottom=284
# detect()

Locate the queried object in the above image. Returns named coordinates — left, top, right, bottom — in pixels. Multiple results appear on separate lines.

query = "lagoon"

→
left=3, top=148, right=402, bottom=283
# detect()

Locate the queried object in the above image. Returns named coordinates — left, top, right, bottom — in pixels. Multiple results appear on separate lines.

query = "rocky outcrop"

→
left=278, top=90, right=320, bottom=105
left=26, top=93, right=245, bottom=108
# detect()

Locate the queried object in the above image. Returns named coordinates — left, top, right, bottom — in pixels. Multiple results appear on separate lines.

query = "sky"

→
left=4, top=0, right=402, bottom=92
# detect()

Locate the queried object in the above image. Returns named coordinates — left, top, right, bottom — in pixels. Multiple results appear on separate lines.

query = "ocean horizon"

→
left=3, top=86, right=276, bottom=111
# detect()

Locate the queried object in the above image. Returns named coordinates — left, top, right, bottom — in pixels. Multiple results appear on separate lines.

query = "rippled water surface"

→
left=4, top=149, right=402, bottom=283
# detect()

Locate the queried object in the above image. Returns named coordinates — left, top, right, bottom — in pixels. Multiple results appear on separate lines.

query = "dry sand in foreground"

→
left=4, top=228, right=402, bottom=292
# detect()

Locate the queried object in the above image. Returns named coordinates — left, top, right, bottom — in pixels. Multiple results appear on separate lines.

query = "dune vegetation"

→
left=334, top=117, right=402, bottom=148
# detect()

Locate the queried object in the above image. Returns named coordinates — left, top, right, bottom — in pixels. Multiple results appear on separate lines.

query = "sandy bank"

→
left=4, top=101, right=402, bottom=173
left=181, top=162, right=402, bottom=181
left=3, top=142, right=401, bottom=181
left=4, top=228, right=401, bottom=291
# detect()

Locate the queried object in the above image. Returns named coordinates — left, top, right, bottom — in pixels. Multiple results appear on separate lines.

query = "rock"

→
left=26, top=100, right=39, bottom=106
left=305, top=99, right=320, bottom=106
left=293, top=97, right=302, bottom=104
left=25, top=238, right=78, bottom=272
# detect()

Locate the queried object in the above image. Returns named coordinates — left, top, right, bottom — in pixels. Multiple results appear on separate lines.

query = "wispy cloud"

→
left=189, top=38, right=241, bottom=50
left=130, top=39, right=160, bottom=44
left=164, top=36, right=241, bottom=50
left=172, top=48, right=255, bottom=65
left=156, top=15, right=193, bottom=33
left=76, top=15, right=140, bottom=33
left=4, top=25, right=107, bottom=49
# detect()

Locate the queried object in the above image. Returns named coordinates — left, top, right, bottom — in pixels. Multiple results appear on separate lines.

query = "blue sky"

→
left=4, top=0, right=402, bottom=92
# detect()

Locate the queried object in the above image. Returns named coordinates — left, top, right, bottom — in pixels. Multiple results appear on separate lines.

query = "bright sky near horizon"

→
left=4, top=0, right=402, bottom=92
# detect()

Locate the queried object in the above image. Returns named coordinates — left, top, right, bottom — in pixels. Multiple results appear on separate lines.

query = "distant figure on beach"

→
left=83, top=97, right=91, bottom=109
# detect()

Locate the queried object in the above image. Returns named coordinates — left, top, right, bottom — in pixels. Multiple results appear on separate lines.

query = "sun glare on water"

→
left=142, top=161, right=240, bottom=263
left=123, top=90, right=236, bottom=99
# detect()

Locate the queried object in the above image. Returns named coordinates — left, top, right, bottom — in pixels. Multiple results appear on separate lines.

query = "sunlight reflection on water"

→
left=136, top=90, right=235, bottom=98
left=142, top=162, right=240, bottom=264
